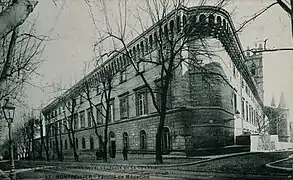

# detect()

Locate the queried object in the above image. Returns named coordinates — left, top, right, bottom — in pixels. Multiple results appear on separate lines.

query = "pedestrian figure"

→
left=122, top=146, right=128, bottom=161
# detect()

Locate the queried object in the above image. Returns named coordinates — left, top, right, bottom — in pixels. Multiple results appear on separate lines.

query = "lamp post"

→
left=2, top=98, right=16, bottom=180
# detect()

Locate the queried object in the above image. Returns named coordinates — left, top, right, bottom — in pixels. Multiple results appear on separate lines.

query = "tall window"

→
left=75, top=138, right=79, bottom=149
left=96, top=84, right=101, bottom=95
left=120, top=94, right=129, bottom=119
left=82, top=137, right=86, bottom=149
left=109, top=100, right=115, bottom=122
left=80, top=95, right=83, bottom=105
left=246, top=101, right=249, bottom=121
left=123, top=132, right=129, bottom=149
left=233, top=92, right=237, bottom=113
left=96, top=104, right=103, bottom=124
left=87, top=108, right=92, bottom=127
left=137, top=61, right=145, bottom=73
left=136, top=91, right=147, bottom=116
left=80, top=111, right=85, bottom=128
left=64, top=139, right=68, bottom=149
left=90, top=136, right=94, bottom=150
left=72, top=99, right=76, bottom=108
left=241, top=98, right=245, bottom=119
left=140, top=130, right=147, bottom=150
left=59, top=121, right=62, bottom=134
left=73, top=114, right=78, bottom=130
left=162, top=127, right=171, bottom=152
left=120, top=70, right=127, bottom=83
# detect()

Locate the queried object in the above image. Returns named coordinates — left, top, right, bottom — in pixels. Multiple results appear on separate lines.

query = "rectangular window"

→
left=96, top=104, right=103, bottom=124
left=120, top=95, right=129, bottom=119
left=136, top=91, right=147, bottom=116
left=233, top=92, right=237, bottom=113
left=156, top=82, right=172, bottom=110
left=246, top=102, right=249, bottom=121
left=80, top=111, right=85, bottom=128
left=72, top=99, right=76, bottom=108
left=120, top=70, right=127, bottom=83
left=87, top=108, right=92, bottom=127
left=109, top=100, right=115, bottom=122
left=59, top=121, right=62, bottom=134
left=233, top=64, right=236, bottom=76
left=96, top=84, right=101, bottom=95
left=73, top=114, right=78, bottom=130
left=80, top=95, right=83, bottom=105
left=241, top=98, right=245, bottom=119
left=137, top=61, right=145, bottom=73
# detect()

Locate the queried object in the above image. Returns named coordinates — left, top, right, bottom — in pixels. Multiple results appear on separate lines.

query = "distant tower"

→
left=278, top=92, right=286, bottom=108
left=271, top=95, right=276, bottom=107
left=245, top=44, right=264, bottom=102
left=277, top=92, right=290, bottom=142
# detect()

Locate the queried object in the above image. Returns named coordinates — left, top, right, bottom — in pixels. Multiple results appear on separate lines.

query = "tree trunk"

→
left=155, top=112, right=166, bottom=164
left=59, top=130, right=63, bottom=161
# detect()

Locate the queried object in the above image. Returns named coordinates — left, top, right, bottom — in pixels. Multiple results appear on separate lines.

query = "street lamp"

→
left=2, top=98, right=16, bottom=180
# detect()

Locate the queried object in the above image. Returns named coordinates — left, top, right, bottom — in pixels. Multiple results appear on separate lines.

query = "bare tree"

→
left=59, top=95, right=82, bottom=162
left=78, top=67, right=115, bottom=162
left=0, top=0, right=38, bottom=37
left=89, top=0, right=229, bottom=163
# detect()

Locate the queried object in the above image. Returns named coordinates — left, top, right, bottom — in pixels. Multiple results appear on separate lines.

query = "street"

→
left=1, top=152, right=292, bottom=180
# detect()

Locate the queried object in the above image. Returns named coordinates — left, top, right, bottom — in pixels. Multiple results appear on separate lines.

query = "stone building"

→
left=42, top=5, right=266, bottom=159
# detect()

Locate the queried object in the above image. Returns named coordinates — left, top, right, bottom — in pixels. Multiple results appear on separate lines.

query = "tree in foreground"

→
left=89, top=0, right=228, bottom=163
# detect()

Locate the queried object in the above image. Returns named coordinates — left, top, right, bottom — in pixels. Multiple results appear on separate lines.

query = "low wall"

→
left=250, top=135, right=293, bottom=152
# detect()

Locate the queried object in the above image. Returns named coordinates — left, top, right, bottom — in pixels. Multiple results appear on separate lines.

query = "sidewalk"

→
left=18, top=151, right=256, bottom=169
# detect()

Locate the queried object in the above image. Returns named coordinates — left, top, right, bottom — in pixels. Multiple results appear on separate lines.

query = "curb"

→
left=266, top=157, right=293, bottom=172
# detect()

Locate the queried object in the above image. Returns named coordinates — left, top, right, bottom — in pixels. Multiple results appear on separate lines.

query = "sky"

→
left=16, top=0, right=293, bottom=123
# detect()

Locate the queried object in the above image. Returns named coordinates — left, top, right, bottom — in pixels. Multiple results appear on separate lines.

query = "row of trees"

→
left=43, top=0, right=290, bottom=164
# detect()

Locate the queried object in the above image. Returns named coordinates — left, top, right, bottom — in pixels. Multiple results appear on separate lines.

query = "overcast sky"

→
left=17, top=0, right=293, bottom=122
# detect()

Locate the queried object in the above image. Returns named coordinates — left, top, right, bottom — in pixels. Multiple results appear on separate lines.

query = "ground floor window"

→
left=162, top=127, right=171, bottom=152
left=82, top=137, right=86, bottom=149
left=90, top=136, right=94, bottom=150
left=140, top=130, right=147, bottom=150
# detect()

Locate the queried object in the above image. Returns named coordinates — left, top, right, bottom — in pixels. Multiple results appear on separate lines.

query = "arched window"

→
left=133, top=47, right=136, bottom=60
left=75, top=138, right=79, bottom=149
left=65, top=139, right=68, bottom=149
left=223, top=19, right=226, bottom=29
left=176, top=16, right=181, bottom=32
left=82, top=137, right=86, bottom=149
left=162, top=127, right=171, bottom=151
left=90, top=136, right=94, bottom=150
left=137, top=44, right=140, bottom=58
left=169, top=20, right=174, bottom=35
left=154, top=32, right=158, bottom=46
left=183, top=15, right=187, bottom=26
left=145, top=38, right=148, bottom=52
left=149, top=35, right=153, bottom=49
left=123, top=132, right=129, bottom=149
left=216, top=16, right=222, bottom=25
left=140, top=41, right=144, bottom=56
left=164, top=24, right=168, bottom=36
left=140, top=130, right=147, bottom=150
left=199, top=14, right=206, bottom=23
left=208, top=14, right=215, bottom=25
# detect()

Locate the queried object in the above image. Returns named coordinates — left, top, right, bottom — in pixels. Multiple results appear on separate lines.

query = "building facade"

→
left=42, top=6, right=266, bottom=159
